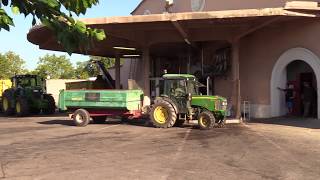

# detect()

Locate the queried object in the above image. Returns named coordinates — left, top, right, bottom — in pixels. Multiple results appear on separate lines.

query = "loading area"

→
left=0, top=115, right=319, bottom=179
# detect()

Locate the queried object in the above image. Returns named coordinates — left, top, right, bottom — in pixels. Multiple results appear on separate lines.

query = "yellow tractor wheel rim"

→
left=154, top=106, right=169, bottom=124
left=16, top=102, right=21, bottom=113
left=199, top=116, right=209, bottom=127
left=3, top=98, right=9, bottom=111
left=2, top=98, right=9, bottom=111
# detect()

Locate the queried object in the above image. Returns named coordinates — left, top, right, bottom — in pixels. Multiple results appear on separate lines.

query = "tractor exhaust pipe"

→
left=207, top=76, right=210, bottom=95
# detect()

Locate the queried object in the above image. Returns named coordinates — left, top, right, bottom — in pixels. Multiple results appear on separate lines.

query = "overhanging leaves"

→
left=0, top=0, right=106, bottom=54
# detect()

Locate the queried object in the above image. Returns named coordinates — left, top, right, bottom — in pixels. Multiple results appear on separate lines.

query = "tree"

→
left=0, top=0, right=106, bottom=54
left=33, top=54, right=75, bottom=79
left=0, top=51, right=27, bottom=79
left=74, top=61, right=90, bottom=79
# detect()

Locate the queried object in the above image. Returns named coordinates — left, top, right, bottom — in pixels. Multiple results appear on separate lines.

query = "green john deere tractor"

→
left=1, top=75, right=56, bottom=116
left=150, top=74, right=227, bottom=130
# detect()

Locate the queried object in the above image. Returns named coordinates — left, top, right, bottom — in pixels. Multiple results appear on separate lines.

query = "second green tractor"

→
left=2, top=75, right=56, bottom=117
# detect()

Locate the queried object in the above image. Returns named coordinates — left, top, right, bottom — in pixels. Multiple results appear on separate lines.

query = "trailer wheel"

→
left=150, top=99, right=177, bottom=128
left=198, top=111, right=215, bottom=130
left=92, top=116, right=106, bottom=124
left=73, top=109, right=90, bottom=127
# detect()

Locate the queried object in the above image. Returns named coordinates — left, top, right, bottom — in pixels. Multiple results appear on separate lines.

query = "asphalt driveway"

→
left=0, top=115, right=319, bottom=180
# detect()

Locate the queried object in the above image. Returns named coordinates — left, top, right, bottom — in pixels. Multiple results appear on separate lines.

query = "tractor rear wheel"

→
left=2, top=91, right=14, bottom=116
left=15, top=98, right=30, bottom=117
left=92, top=116, right=107, bottom=124
left=43, top=94, right=56, bottom=114
left=198, top=111, right=216, bottom=130
left=150, top=99, right=177, bottom=128
left=73, top=109, right=90, bottom=127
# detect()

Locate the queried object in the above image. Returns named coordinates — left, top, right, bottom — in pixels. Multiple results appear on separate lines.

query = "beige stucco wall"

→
left=199, top=18, right=320, bottom=118
left=240, top=19, right=320, bottom=103
left=46, top=79, right=84, bottom=105
left=239, top=19, right=320, bottom=117
left=133, top=0, right=320, bottom=15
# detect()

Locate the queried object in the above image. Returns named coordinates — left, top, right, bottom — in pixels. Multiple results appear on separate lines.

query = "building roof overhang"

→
left=27, top=7, right=319, bottom=58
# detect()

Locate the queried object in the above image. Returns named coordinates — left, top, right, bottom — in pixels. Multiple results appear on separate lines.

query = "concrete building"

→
left=28, top=0, right=320, bottom=119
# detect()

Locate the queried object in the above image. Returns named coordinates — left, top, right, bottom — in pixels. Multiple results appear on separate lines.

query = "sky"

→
left=0, top=0, right=141, bottom=70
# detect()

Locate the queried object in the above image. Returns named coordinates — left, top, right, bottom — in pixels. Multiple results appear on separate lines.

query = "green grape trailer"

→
left=58, top=74, right=228, bottom=130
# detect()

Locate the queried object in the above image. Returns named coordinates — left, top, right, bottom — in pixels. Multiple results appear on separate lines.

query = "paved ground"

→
left=0, top=115, right=319, bottom=180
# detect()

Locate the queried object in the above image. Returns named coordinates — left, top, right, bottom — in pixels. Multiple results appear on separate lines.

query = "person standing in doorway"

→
left=301, top=82, right=316, bottom=117
left=278, top=84, right=295, bottom=116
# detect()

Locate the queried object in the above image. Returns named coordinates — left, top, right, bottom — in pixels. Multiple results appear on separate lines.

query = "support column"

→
left=142, top=47, right=151, bottom=106
left=115, top=55, right=121, bottom=89
left=231, top=40, right=241, bottom=119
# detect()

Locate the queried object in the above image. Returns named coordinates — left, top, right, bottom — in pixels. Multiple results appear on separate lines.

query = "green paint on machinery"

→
left=150, top=74, right=228, bottom=130
left=1, top=75, right=56, bottom=116
left=192, top=95, right=227, bottom=115
left=59, top=89, right=144, bottom=111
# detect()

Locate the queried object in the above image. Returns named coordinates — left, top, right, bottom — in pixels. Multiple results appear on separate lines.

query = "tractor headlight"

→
left=222, top=101, right=228, bottom=106
left=33, top=89, right=39, bottom=92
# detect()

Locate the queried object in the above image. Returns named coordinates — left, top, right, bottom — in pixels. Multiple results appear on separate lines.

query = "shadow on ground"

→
left=0, top=112, right=68, bottom=118
left=249, top=117, right=320, bottom=129
left=37, top=118, right=152, bottom=127
left=38, top=119, right=75, bottom=126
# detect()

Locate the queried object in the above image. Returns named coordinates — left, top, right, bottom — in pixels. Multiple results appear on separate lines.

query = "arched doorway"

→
left=271, top=48, right=320, bottom=119
left=286, top=60, right=317, bottom=117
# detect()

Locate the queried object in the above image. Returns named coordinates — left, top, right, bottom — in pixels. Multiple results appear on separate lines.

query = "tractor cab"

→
left=162, top=74, right=204, bottom=97
left=161, top=74, right=204, bottom=114
left=12, top=75, right=44, bottom=91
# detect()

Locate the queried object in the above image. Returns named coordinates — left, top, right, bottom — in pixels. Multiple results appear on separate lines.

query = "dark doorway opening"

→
left=286, top=60, right=317, bottom=118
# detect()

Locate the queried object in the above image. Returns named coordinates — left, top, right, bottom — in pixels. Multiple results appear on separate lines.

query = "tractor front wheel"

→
left=150, top=100, right=177, bottom=128
left=73, top=109, right=90, bottom=127
left=198, top=111, right=216, bottom=130
left=2, top=91, right=14, bottom=116
left=15, top=98, right=30, bottom=117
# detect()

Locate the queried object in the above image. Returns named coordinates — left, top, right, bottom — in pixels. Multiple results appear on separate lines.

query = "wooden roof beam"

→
left=234, top=16, right=283, bottom=41
left=171, top=20, right=199, bottom=48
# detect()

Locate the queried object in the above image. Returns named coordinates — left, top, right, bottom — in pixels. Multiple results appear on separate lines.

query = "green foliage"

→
left=0, top=0, right=106, bottom=54
left=74, top=60, right=90, bottom=79
left=32, top=54, right=75, bottom=79
left=0, top=51, right=27, bottom=79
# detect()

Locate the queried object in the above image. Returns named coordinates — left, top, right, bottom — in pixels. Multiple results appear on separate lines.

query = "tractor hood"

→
left=191, top=95, right=227, bottom=112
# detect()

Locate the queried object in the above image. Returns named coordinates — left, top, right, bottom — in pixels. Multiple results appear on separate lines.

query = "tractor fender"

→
left=154, top=96, right=179, bottom=114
